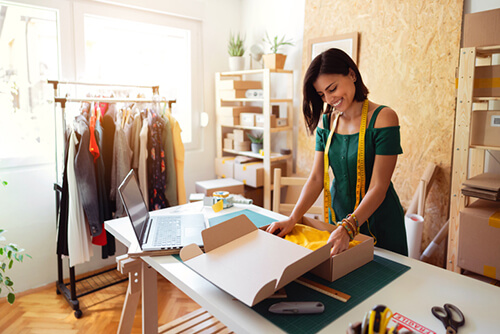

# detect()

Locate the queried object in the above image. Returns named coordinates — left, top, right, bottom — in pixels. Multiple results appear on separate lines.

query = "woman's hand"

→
left=265, top=217, right=296, bottom=238
left=327, top=225, right=350, bottom=257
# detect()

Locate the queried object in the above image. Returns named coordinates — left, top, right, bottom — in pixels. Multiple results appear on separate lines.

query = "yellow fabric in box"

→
left=285, top=223, right=361, bottom=251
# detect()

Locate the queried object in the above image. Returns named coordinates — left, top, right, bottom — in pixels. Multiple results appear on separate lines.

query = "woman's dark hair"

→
left=302, top=48, right=369, bottom=134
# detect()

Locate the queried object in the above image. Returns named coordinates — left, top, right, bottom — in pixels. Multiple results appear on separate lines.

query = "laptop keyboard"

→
left=153, top=217, right=181, bottom=248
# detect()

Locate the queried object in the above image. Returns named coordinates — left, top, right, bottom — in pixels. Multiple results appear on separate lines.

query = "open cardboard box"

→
left=180, top=214, right=374, bottom=307
left=298, top=216, right=374, bottom=281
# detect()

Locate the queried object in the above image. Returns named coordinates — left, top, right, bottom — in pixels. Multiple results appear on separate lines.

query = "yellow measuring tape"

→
left=323, top=100, right=369, bottom=225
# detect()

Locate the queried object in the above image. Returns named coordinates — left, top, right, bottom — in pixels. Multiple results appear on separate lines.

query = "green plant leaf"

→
left=7, top=292, right=15, bottom=304
left=1, top=263, right=6, bottom=271
left=0, top=248, right=3, bottom=255
left=8, top=259, right=13, bottom=269
left=228, top=32, right=245, bottom=57
left=7, top=244, right=19, bottom=252
left=7, top=250, right=12, bottom=259
left=1, top=181, right=7, bottom=186
left=5, top=278, right=13, bottom=286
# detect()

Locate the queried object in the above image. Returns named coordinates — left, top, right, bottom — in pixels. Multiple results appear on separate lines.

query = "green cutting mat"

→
left=208, top=209, right=277, bottom=228
left=252, top=255, right=410, bottom=333
left=190, top=210, right=411, bottom=333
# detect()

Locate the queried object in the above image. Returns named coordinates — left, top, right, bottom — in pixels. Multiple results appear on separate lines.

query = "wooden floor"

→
left=0, top=275, right=202, bottom=334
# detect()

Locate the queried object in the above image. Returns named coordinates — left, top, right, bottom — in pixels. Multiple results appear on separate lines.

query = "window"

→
left=82, top=15, right=194, bottom=143
left=73, top=2, right=203, bottom=147
left=0, top=2, right=59, bottom=166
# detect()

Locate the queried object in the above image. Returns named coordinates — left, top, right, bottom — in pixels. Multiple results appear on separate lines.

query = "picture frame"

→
left=307, top=32, right=359, bottom=65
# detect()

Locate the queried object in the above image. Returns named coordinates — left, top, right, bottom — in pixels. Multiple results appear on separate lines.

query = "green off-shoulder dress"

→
left=316, top=105, right=408, bottom=256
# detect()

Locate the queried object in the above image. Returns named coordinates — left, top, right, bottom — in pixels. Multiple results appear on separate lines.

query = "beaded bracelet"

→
left=343, top=218, right=357, bottom=238
left=347, top=213, right=359, bottom=228
left=341, top=221, right=355, bottom=241
left=344, top=218, right=357, bottom=237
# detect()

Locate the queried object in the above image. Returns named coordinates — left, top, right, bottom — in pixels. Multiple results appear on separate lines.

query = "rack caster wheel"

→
left=74, top=310, right=83, bottom=319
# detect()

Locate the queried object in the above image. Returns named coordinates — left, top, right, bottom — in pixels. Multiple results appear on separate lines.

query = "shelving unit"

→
left=447, top=45, right=500, bottom=273
left=215, top=69, right=294, bottom=209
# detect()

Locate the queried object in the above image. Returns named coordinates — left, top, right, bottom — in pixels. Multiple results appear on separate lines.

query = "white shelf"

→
left=215, top=69, right=294, bottom=209
left=222, top=149, right=291, bottom=162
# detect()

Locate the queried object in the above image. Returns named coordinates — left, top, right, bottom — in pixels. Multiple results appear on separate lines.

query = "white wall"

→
left=240, top=0, right=306, bottom=171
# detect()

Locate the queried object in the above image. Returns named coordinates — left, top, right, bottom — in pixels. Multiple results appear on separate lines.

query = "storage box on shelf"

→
left=447, top=44, right=500, bottom=273
left=458, top=199, right=500, bottom=280
left=215, top=69, right=294, bottom=209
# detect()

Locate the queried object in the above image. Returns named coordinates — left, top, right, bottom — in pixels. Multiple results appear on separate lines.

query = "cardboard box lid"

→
left=180, top=214, right=331, bottom=307
left=462, top=173, right=500, bottom=192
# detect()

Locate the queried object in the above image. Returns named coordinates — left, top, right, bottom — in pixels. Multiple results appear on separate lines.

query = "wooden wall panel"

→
left=298, top=0, right=464, bottom=267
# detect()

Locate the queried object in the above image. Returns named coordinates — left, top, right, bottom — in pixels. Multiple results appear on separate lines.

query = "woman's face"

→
left=312, top=69, right=356, bottom=112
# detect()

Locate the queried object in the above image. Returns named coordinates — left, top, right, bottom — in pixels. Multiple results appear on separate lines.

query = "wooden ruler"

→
left=295, top=277, right=351, bottom=303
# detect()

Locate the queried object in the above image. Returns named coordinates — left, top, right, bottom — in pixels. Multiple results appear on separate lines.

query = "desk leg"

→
left=117, top=258, right=142, bottom=334
left=142, top=261, right=158, bottom=334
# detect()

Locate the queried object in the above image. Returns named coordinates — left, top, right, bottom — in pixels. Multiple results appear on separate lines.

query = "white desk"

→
left=105, top=203, right=500, bottom=334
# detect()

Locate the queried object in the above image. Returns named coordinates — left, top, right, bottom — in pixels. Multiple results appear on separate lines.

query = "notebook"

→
left=118, top=169, right=207, bottom=252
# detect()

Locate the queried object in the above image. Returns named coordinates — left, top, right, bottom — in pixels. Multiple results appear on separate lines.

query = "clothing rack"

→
left=50, top=80, right=176, bottom=318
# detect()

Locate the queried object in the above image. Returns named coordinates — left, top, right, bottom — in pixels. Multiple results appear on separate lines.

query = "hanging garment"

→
left=56, top=134, right=71, bottom=257
left=110, top=108, right=133, bottom=218
left=102, top=107, right=116, bottom=214
left=147, top=111, right=168, bottom=210
left=67, top=131, right=93, bottom=267
left=74, top=115, right=101, bottom=237
left=159, top=115, right=178, bottom=207
left=130, top=114, right=142, bottom=170
left=138, top=115, right=149, bottom=204
left=165, top=112, right=186, bottom=205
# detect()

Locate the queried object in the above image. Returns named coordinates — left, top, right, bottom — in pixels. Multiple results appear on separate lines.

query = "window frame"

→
left=72, top=1, right=204, bottom=150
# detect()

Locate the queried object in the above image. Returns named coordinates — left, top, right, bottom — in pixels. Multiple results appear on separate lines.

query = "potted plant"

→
left=228, top=32, right=245, bottom=71
left=0, top=229, right=31, bottom=304
left=262, top=32, right=294, bottom=70
left=247, top=132, right=263, bottom=154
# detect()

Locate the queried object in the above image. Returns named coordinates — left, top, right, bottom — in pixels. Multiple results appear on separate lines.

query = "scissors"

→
left=431, top=303, right=465, bottom=334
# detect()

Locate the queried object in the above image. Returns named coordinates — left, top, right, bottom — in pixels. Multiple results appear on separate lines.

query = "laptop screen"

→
left=118, top=170, right=149, bottom=242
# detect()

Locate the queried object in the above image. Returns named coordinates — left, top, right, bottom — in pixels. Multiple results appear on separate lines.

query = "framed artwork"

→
left=307, top=32, right=359, bottom=64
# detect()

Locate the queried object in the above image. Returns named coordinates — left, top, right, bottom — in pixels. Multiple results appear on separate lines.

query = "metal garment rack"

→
left=50, top=80, right=175, bottom=318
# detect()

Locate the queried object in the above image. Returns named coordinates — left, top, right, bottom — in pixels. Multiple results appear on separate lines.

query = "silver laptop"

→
left=118, top=169, right=207, bottom=251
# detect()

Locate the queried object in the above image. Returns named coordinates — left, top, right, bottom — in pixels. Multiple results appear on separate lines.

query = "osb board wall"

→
left=298, top=0, right=463, bottom=267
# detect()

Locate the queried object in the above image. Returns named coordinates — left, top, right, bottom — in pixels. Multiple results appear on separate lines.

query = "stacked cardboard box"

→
left=470, top=110, right=500, bottom=148
left=232, top=129, right=250, bottom=151
left=195, top=178, right=244, bottom=196
left=458, top=199, right=500, bottom=279
left=474, top=66, right=500, bottom=97
left=461, top=173, right=500, bottom=201
left=219, top=80, right=262, bottom=101
left=218, top=106, right=261, bottom=127
left=234, top=160, right=287, bottom=188
left=214, top=157, right=236, bottom=179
